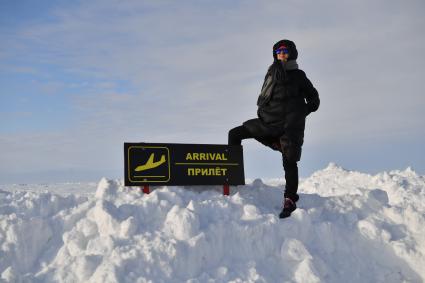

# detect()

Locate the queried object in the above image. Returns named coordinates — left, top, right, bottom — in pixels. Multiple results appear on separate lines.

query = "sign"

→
left=124, top=143, right=245, bottom=186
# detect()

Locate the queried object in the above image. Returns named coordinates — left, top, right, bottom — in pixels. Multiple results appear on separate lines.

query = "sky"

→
left=1, top=0, right=425, bottom=184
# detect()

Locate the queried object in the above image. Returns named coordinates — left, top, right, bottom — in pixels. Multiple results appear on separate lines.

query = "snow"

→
left=1, top=163, right=424, bottom=282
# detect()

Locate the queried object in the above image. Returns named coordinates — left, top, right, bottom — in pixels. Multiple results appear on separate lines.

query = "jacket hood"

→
left=273, top=39, right=298, bottom=61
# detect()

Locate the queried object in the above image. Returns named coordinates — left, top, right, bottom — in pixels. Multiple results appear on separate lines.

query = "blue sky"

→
left=1, top=0, right=425, bottom=184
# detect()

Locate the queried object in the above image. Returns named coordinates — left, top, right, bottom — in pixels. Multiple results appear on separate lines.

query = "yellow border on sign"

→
left=133, top=176, right=166, bottom=178
left=128, top=146, right=171, bottom=183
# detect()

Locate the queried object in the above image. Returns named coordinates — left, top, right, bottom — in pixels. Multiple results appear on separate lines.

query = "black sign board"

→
left=124, top=143, right=245, bottom=186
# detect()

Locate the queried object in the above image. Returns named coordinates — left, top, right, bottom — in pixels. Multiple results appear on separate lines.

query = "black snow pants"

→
left=228, top=125, right=299, bottom=201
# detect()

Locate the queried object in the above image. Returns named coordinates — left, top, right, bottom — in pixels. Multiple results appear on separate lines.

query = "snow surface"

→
left=1, top=163, right=424, bottom=282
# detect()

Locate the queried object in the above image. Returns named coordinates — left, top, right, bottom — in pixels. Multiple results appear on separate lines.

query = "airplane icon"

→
left=135, top=153, right=166, bottom=172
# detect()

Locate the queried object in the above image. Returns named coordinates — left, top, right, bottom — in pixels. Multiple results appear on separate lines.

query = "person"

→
left=228, top=39, right=320, bottom=218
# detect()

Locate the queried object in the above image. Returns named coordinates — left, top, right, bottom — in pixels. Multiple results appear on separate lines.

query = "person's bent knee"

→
left=228, top=127, right=241, bottom=145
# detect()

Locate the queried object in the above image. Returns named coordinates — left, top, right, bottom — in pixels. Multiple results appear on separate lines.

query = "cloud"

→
left=1, top=0, right=425, bottom=182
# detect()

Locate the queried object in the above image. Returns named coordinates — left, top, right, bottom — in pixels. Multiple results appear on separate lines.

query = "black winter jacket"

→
left=243, top=66, right=320, bottom=161
left=257, top=68, right=319, bottom=127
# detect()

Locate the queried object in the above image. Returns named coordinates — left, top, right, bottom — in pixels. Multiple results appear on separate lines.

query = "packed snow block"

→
left=95, top=178, right=118, bottom=200
left=124, top=142, right=245, bottom=186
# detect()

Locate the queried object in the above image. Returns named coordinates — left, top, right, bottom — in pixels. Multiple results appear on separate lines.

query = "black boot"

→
left=279, top=197, right=297, bottom=218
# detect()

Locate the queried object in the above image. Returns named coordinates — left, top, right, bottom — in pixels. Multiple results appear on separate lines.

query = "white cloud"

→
left=1, top=0, right=425, bottom=182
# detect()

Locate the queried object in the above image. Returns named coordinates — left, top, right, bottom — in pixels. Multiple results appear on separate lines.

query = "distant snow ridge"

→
left=1, top=163, right=424, bottom=282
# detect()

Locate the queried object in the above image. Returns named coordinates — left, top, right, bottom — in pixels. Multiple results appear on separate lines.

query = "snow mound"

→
left=1, top=164, right=425, bottom=282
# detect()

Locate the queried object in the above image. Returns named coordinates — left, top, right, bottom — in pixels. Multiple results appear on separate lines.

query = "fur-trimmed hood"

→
left=272, top=39, right=298, bottom=61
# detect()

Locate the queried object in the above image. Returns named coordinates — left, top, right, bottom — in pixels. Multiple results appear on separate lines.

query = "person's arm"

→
left=300, top=71, right=320, bottom=115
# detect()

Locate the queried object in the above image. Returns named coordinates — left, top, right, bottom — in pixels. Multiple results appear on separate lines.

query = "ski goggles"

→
left=275, top=48, right=289, bottom=55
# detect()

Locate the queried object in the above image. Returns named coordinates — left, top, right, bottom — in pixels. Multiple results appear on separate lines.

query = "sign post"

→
left=124, top=143, right=245, bottom=195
